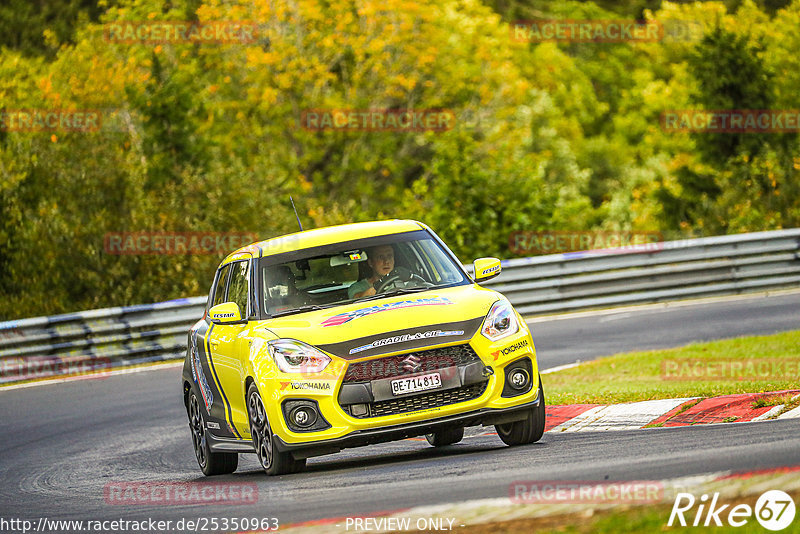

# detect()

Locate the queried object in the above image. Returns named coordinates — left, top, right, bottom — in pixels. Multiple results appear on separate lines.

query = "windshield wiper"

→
left=385, top=286, right=431, bottom=296
left=270, top=304, right=328, bottom=317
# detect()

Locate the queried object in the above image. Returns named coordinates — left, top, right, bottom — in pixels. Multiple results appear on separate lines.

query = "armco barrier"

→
left=1, top=229, right=798, bottom=384
left=0, top=298, right=205, bottom=385
left=477, top=228, right=800, bottom=315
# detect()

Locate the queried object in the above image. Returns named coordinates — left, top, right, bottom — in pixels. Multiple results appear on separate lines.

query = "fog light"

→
left=295, top=410, right=309, bottom=425
left=282, top=399, right=330, bottom=432
left=509, top=369, right=530, bottom=390
left=290, top=406, right=317, bottom=428
left=350, top=403, right=368, bottom=417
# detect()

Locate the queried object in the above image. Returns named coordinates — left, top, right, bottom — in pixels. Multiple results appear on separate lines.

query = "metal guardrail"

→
left=482, top=228, right=800, bottom=315
left=1, top=229, right=798, bottom=384
left=0, top=298, right=205, bottom=384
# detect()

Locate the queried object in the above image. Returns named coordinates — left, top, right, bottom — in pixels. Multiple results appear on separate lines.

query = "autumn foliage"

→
left=1, top=0, right=799, bottom=318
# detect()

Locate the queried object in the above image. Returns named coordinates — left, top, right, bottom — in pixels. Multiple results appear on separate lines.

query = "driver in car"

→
left=348, top=245, right=396, bottom=299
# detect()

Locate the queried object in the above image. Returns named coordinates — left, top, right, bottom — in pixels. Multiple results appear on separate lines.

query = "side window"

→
left=212, top=264, right=232, bottom=308
left=228, top=261, right=250, bottom=318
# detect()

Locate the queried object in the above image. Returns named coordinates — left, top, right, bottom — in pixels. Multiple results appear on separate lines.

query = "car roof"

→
left=221, top=219, right=426, bottom=265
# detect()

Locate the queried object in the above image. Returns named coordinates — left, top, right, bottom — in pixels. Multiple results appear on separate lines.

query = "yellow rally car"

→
left=182, top=220, right=545, bottom=476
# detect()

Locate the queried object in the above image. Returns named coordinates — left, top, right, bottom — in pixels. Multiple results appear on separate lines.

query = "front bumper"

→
left=205, top=393, right=539, bottom=457
left=243, top=332, right=541, bottom=450
left=275, top=393, right=540, bottom=459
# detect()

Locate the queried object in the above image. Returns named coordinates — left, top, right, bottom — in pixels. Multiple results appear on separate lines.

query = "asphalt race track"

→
left=1, top=292, right=799, bottom=527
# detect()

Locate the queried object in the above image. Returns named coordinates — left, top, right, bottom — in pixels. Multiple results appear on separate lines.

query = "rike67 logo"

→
left=668, top=490, right=796, bottom=531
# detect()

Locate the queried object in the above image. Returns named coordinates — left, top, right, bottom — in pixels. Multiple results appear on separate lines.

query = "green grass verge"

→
left=544, top=330, right=800, bottom=405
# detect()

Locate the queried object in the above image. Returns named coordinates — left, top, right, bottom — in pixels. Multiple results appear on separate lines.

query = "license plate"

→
left=391, top=373, right=442, bottom=396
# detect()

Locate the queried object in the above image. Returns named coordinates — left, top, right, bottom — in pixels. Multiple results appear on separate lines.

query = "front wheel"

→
left=425, top=427, right=464, bottom=447
left=247, top=384, right=306, bottom=475
left=188, top=392, right=238, bottom=476
left=495, top=376, right=546, bottom=446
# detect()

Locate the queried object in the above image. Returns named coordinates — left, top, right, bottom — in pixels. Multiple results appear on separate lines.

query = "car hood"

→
left=260, top=285, right=501, bottom=360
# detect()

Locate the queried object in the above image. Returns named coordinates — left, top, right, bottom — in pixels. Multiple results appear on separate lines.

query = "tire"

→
left=425, top=427, right=465, bottom=447
left=495, top=376, right=546, bottom=446
left=247, top=383, right=306, bottom=476
left=188, top=392, right=238, bottom=476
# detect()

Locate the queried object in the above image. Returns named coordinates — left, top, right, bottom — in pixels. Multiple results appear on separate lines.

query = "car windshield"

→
left=260, top=230, right=468, bottom=317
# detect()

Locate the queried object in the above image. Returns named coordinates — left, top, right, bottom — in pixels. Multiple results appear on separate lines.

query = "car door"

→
left=207, top=258, right=254, bottom=438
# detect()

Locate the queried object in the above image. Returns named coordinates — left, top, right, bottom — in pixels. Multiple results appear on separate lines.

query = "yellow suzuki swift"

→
left=183, top=220, right=545, bottom=476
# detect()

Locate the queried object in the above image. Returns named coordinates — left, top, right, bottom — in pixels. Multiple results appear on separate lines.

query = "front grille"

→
left=344, top=344, right=480, bottom=383
left=349, top=382, right=488, bottom=418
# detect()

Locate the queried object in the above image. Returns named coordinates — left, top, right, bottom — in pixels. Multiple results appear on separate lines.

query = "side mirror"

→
left=208, top=302, right=243, bottom=324
left=473, top=257, right=502, bottom=283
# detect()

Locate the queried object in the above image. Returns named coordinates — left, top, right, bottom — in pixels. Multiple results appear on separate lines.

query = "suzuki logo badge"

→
left=401, top=355, right=422, bottom=373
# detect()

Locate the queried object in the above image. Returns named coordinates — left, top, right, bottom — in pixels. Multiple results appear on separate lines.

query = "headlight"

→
left=268, top=339, right=331, bottom=374
left=481, top=300, right=520, bottom=341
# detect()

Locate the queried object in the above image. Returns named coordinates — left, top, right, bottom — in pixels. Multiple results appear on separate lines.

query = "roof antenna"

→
left=289, top=195, right=304, bottom=231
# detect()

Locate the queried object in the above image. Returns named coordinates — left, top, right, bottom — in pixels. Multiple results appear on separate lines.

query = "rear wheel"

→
left=425, top=427, right=465, bottom=447
left=188, top=392, right=238, bottom=476
left=495, top=376, right=546, bottom=446
left=247, top=384, right=306, bottom=475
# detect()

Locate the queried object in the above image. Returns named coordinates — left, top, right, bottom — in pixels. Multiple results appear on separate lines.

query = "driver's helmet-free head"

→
left=365, top=244, right=395, bottom=279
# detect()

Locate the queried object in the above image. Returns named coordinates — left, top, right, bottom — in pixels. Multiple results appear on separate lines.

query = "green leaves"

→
left=1, top=0, right=800, bottom=319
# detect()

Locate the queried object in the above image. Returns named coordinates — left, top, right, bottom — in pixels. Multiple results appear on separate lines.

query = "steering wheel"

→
left=374, top=267, right=431, bottom=293
left=374, top=274, right=402, bottom=293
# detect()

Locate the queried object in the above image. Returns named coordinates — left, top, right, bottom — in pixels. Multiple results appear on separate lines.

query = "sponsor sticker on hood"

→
left=320, top=296, right=453, bottom=327
left=349, top=330, right=465, bottom=355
